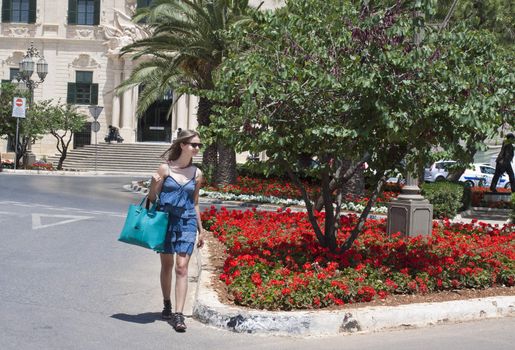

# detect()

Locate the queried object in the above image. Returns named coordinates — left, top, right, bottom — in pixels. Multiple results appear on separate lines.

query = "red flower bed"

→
left=204, top=176, right=317, bottom=199
left=470, top=187, right=512, bottom=209
left=29, top=161, right=54, bottom=171
left=205, top=175, right=398, bottom=203
left=202, top=207, right=515, bottom=310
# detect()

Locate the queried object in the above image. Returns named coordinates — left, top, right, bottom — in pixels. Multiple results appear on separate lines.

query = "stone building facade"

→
left=0, top=0, right=283, bottom=161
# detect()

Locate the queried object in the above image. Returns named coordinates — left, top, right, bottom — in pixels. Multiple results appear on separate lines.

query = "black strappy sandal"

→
left=172, top=312, right=187, bottom=332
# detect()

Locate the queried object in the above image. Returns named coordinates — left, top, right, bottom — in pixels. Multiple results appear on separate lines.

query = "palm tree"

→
left=118, top=0, right=252, bottom=184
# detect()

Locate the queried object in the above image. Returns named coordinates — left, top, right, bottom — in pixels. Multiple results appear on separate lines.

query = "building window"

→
left=10, top=68, right=20, bottom=80
left=137, top=0, right=153, bottom=8
left=1, top=0, right=37, bottom=24
left=1, top=68, right=20, bottom=85
left=68, top=0, right=100, bottom=25
left=67, top=71, right=98, bottom=105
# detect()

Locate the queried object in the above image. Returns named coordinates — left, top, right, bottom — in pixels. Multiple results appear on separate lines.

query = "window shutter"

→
left=90, top=83, right=99, bottom=105
left=28, top=0, right=37, bottom=23
left=68, top=0, right=77, bottom=25
left=67, top=83, right=77, bottom=104
left=2, top=0, right=12, bottom=23
left=93, top=0, right=100, bottom=25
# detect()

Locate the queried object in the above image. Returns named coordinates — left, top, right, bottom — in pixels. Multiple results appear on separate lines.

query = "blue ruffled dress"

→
left=157, top=168, right=198, bottom=255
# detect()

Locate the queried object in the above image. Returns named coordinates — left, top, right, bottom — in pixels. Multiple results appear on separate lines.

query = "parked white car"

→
left=461, top=163, right=510, bottom=188
left=424, top=160, right=456, bottom=182
left=424, top=161, right=510, bottom=188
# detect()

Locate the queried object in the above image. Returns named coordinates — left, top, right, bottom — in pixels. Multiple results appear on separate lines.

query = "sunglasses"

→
left=186, top=142, right=203, bottom=149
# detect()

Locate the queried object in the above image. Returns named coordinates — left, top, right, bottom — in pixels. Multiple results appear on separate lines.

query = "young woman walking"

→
left=148, top=129, right=205, bottom=332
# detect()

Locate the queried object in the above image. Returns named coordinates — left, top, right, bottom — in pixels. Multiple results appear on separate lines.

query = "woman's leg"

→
left=160, top=253, right=175, bottom=301
left=174, top=253, right=191, bottom=313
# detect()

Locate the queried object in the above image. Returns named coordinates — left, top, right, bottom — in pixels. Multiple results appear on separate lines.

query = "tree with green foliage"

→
left=0, top=82, right=46, bottom=168
left=0, top=83, right=18, bottom=168
left=29, top=100, right=87, bottom=170
left=205, top=0, right=513, bottom=252
left=119, top=0, right=253, bottom=184
left=0, top=83, right=19, bottom=140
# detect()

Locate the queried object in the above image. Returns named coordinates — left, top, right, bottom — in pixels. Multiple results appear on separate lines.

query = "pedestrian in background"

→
left=490, top=133, right=514, bottom=192
left=148, top=129, right=204, bottom=332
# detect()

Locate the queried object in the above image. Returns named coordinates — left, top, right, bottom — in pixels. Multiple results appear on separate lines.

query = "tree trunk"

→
left=340, top=174, right=387, bottom=253
left=16, top=137, right=30, bottom=169
left=197, top=96, right=217, bottom=184
left=314, top=154, right=370, bottom=211
left=340, top=160, right=365, bottom=198
left=447, top=142, right=479, bottom=182
left=58, top=149, right=67, bottom=170
left=216, top=142, right=237, bottom=185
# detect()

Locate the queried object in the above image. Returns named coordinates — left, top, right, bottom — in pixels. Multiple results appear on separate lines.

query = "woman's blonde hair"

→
left=161, top=129, right=200, bottom=165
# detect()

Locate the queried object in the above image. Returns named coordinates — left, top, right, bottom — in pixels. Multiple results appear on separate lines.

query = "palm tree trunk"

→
left=216, top=142, right=237, bottom=185
left=197, top=97, right=217, bottom=184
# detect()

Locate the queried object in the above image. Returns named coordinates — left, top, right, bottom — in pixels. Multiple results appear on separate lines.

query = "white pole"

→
left=95, top=130, right=98, bottom=173
left=14, top=118, right=19, bottom=170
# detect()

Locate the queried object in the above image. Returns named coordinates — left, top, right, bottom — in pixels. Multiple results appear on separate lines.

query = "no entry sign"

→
left=12, top=97, right=27, bottom=118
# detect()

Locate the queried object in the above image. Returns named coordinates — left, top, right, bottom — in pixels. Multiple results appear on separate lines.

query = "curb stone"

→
left=193, top=244, right=515, bottom=336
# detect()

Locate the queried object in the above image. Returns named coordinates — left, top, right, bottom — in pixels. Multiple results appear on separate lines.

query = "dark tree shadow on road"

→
left=111, top=312, right=162, bottom=324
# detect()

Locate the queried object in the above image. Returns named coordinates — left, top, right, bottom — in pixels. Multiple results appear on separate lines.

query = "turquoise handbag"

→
left=118, top=196, right=169, bottom=250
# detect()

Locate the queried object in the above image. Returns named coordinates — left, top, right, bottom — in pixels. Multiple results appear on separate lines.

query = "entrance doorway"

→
left=137, top=100, right=172, bottom=142
left=73, top=122, right=92, bottom=148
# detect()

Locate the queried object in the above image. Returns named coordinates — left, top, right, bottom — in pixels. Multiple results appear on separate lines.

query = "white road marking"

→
left=32, top=213, right=93, bottom=230
left=0, top=201, right=125, bottom=217
left=0, top=211, right=24, bottom=216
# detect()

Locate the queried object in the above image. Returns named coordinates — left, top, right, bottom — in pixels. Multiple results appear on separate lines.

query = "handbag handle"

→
left=140, top=195, right=160, bottom=212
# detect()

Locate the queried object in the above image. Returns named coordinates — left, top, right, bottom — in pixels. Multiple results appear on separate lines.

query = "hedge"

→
left=421, top=182, right=465, bottom=219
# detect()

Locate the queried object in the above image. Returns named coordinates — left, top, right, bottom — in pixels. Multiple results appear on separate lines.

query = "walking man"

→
left=490, top=133, right=514, bottom=192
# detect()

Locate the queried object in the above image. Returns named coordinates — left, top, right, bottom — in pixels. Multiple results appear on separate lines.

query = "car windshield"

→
left=436, top=162, right=455, bottom=170
left=480, top=166, right=495, bottom=175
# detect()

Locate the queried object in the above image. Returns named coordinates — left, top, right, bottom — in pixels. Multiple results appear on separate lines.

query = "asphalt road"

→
left=0, top=173, right=514, bottom=350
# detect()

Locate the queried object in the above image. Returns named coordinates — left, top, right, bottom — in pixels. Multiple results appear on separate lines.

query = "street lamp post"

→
left=88, top=105, right=103, bottom=173
left=14, top=42, right=48, bottom=168
left=17, top=42, right=48, bottom=107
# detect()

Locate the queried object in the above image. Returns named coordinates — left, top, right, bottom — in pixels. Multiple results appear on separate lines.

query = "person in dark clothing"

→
left=105, top=125, right=124, bottom=143
left=490, top=133, right=515, bottom=192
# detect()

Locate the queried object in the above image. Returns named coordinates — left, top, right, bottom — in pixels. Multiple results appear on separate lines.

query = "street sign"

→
left=88, top=105, right=103, bottom=120
left=12, top=97, right=27, bottom=118
left=91, top=121, right=101, bottom=133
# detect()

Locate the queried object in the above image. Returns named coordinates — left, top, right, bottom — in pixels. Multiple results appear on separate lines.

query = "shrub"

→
left=512, top=193, right=515, bottom=222
left=420, top=182, right=464, bottom=219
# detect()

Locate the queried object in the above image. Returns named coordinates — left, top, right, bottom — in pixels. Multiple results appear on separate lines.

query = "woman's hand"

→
left=197, top=229, right=205, bottom=248
left=149, top=172, right=164, bottom=202
left=152, top=173, right=163, bottom=186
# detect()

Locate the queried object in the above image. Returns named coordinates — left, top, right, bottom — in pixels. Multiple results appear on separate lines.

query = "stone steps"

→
left=48, top=143, right=202, bottom=173
left=460, top=207, right=511, bottom=221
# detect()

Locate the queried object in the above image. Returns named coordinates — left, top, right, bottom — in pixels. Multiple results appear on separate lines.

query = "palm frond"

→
left=118, top=0, right=253, bottom=116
